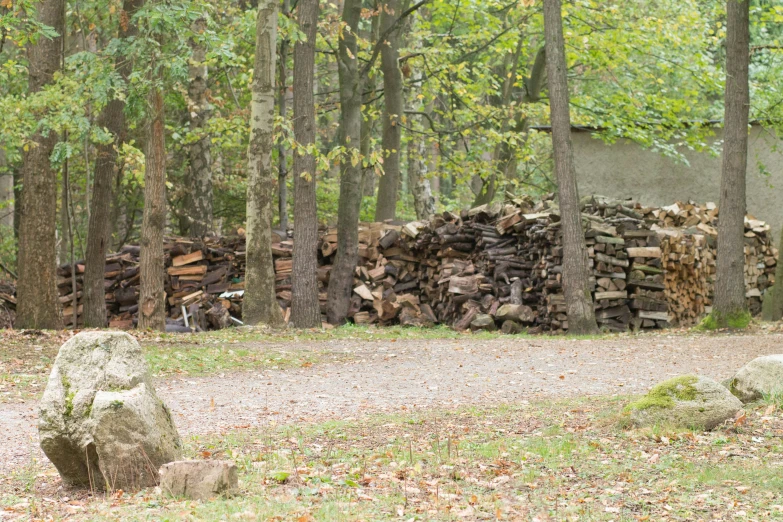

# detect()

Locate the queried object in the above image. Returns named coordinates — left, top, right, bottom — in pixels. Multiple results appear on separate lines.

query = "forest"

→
left=1, top=0, right=782, bottom=333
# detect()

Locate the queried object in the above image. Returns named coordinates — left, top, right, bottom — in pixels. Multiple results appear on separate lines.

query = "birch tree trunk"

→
left=244, top=0, right=285, bottom=327
left=185, top=16, right=213, bottom=237
left=16, top=0, right=65, bottom=329
left=83, top=0, right=144, bottom=327
left=326, top=0, right=363, bottom=324
left=374, top=0, right=404, bottom=221
left=543, top=0, right=598, bottom=335
left=138, top=82, right=167, bottom=331
left=407, top=139, right=435, bottom=220
left=291, top=0, right=321, bottom=328
left=713, top=0, right=750, bottom=325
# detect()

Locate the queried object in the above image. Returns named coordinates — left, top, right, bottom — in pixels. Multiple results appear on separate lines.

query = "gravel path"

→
left=3, top=332, right=782, bottom=474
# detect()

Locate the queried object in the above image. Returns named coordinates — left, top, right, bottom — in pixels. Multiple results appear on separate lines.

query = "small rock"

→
left=159, top=460, right=238, bottom=500
left=729, top=355, right=783, bottom=402
left=494, top=304, right=535, bottom=324
left=38, top=331, right=181, bottom=490
left=500, top=320, right=524, bottom=335
left=470, top=314, right=496, bottom=331
left=627, top=375, right=742, bottom=430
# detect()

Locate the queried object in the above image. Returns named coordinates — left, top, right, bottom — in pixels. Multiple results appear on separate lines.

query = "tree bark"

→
left=713, top=0, right=750, bottom=324
left=244, top=0, right=285, bottom=327
left=543, top=0, right=598, bottom=335
left=374, top=0, right=404, bottom=221
left=83, top=0, right=144, bottom=328
left=138, top=84, right=167, bottom=331
left=359, top=6, right=381, bottom=199
left=185, top=16, right=213, bottom=237
left=16, top=0, right=65, bottom=330
left=277, top=0, right=291, bottom=232
left=0, top=149, right=13, bottom=230
left=326, top=0, right=363, bottom=324
left=407, top=139, right=435, bottom=220
left=767, top=225, right=783, bottom=321
left=291, top=0, right=321, bottom=328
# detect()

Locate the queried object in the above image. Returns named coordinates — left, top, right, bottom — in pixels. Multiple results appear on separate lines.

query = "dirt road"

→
left=3, top=332, right=781, bottom=474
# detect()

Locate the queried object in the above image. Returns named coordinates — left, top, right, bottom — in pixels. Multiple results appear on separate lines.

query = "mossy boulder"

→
left=38, top=331, right=181, bottom=490
left=627, top=375, right=742, bottom=430
left=728, top=355, right=783, bottom=403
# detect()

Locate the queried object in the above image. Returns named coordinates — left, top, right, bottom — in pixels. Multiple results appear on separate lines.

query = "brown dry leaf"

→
left=201, top=451, right=212, bottom=458
left=734, top=412, right=747, bottom=426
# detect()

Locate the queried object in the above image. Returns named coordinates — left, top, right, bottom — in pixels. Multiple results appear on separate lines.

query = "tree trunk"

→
left=185, top=16, right=213, bottom=237
left=16, top=0, right=65, bottom=330
left=767, top=225, right=783, bottom=321
left=138, top=84, right=167, bottom=331
left=326, top=0, right=363, bottom=324
left=374, top=0, right=404, bottom=221
left=291, top=0, right=321, bottom=328
left=0, top=149, right=13, bottom=230
left=543, top=0, right=598, bottom=335
left=277, top=0, right=291, bottom=232
left=244, top=0, right=285, bottom=327
left=408, top=139, right=435, bottom=220
left=359, top=4, right=380, bottom=199
left=83, top=0, right=144, bottom=328
left=713, top=0, right=750, bottom=325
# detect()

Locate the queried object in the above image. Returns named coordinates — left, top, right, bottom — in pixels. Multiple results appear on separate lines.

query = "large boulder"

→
left=38, top=331, right=181, bottom=490
left=729, top=355, right=783, bottom=403
left=627, top=375, right=742, bottom=431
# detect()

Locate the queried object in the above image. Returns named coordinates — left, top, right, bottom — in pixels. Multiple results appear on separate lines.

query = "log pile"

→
left=41, top=195, right=779, bottom=333
left=646, top=201, right=776, bottom=323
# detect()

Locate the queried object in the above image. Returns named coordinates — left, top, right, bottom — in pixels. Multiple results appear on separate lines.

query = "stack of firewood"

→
left=645, top=201, right=777, bottom=321
left=42, top=194, right=778, bottom=332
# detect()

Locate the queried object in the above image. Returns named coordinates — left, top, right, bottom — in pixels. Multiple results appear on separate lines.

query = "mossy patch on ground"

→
left=626, top=375, right=699, bottom=412
left=699, top=310, right=752, bottom=331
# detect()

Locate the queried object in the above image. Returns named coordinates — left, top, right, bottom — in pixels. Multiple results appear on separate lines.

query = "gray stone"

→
left=729, top=355, right=783, bottom=403
left=500, top=320, right=524, bottom=335
left=494, top=304, right=535, bottom=324
left=627, top=375, right=742, bottom=431
left=38, top=331, right=181, bottom=490
left=159, top=460, right=238, bottom=500
left=470, top=314, right=496, bottom=331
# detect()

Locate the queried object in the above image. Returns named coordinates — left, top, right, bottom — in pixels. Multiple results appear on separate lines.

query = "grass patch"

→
left=6, top=396, right=783, bottom=520
left=698, top=310, right=753, bottom=331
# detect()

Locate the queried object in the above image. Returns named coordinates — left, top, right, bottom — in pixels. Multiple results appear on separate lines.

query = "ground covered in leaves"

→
left=4, top=325, right=783, bottom=520
left=4, top=396, right=783, bottom=521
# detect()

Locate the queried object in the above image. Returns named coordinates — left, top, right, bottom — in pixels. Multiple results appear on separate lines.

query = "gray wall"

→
left=573, top=125, right=783, bottom=239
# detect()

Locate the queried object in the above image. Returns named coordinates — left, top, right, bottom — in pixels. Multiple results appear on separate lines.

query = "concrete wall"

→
left=573, top=125, right=783, bottom=239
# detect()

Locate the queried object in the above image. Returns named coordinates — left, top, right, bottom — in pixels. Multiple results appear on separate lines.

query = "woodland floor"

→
left=3, top=326, right=783, bottom=520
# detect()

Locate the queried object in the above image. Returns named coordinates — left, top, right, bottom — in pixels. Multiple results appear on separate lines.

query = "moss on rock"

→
left=626, top=375, right=699, bottom=412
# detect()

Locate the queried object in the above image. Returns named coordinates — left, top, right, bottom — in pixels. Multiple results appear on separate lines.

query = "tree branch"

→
left=359, top=0, right=430, bottom=78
